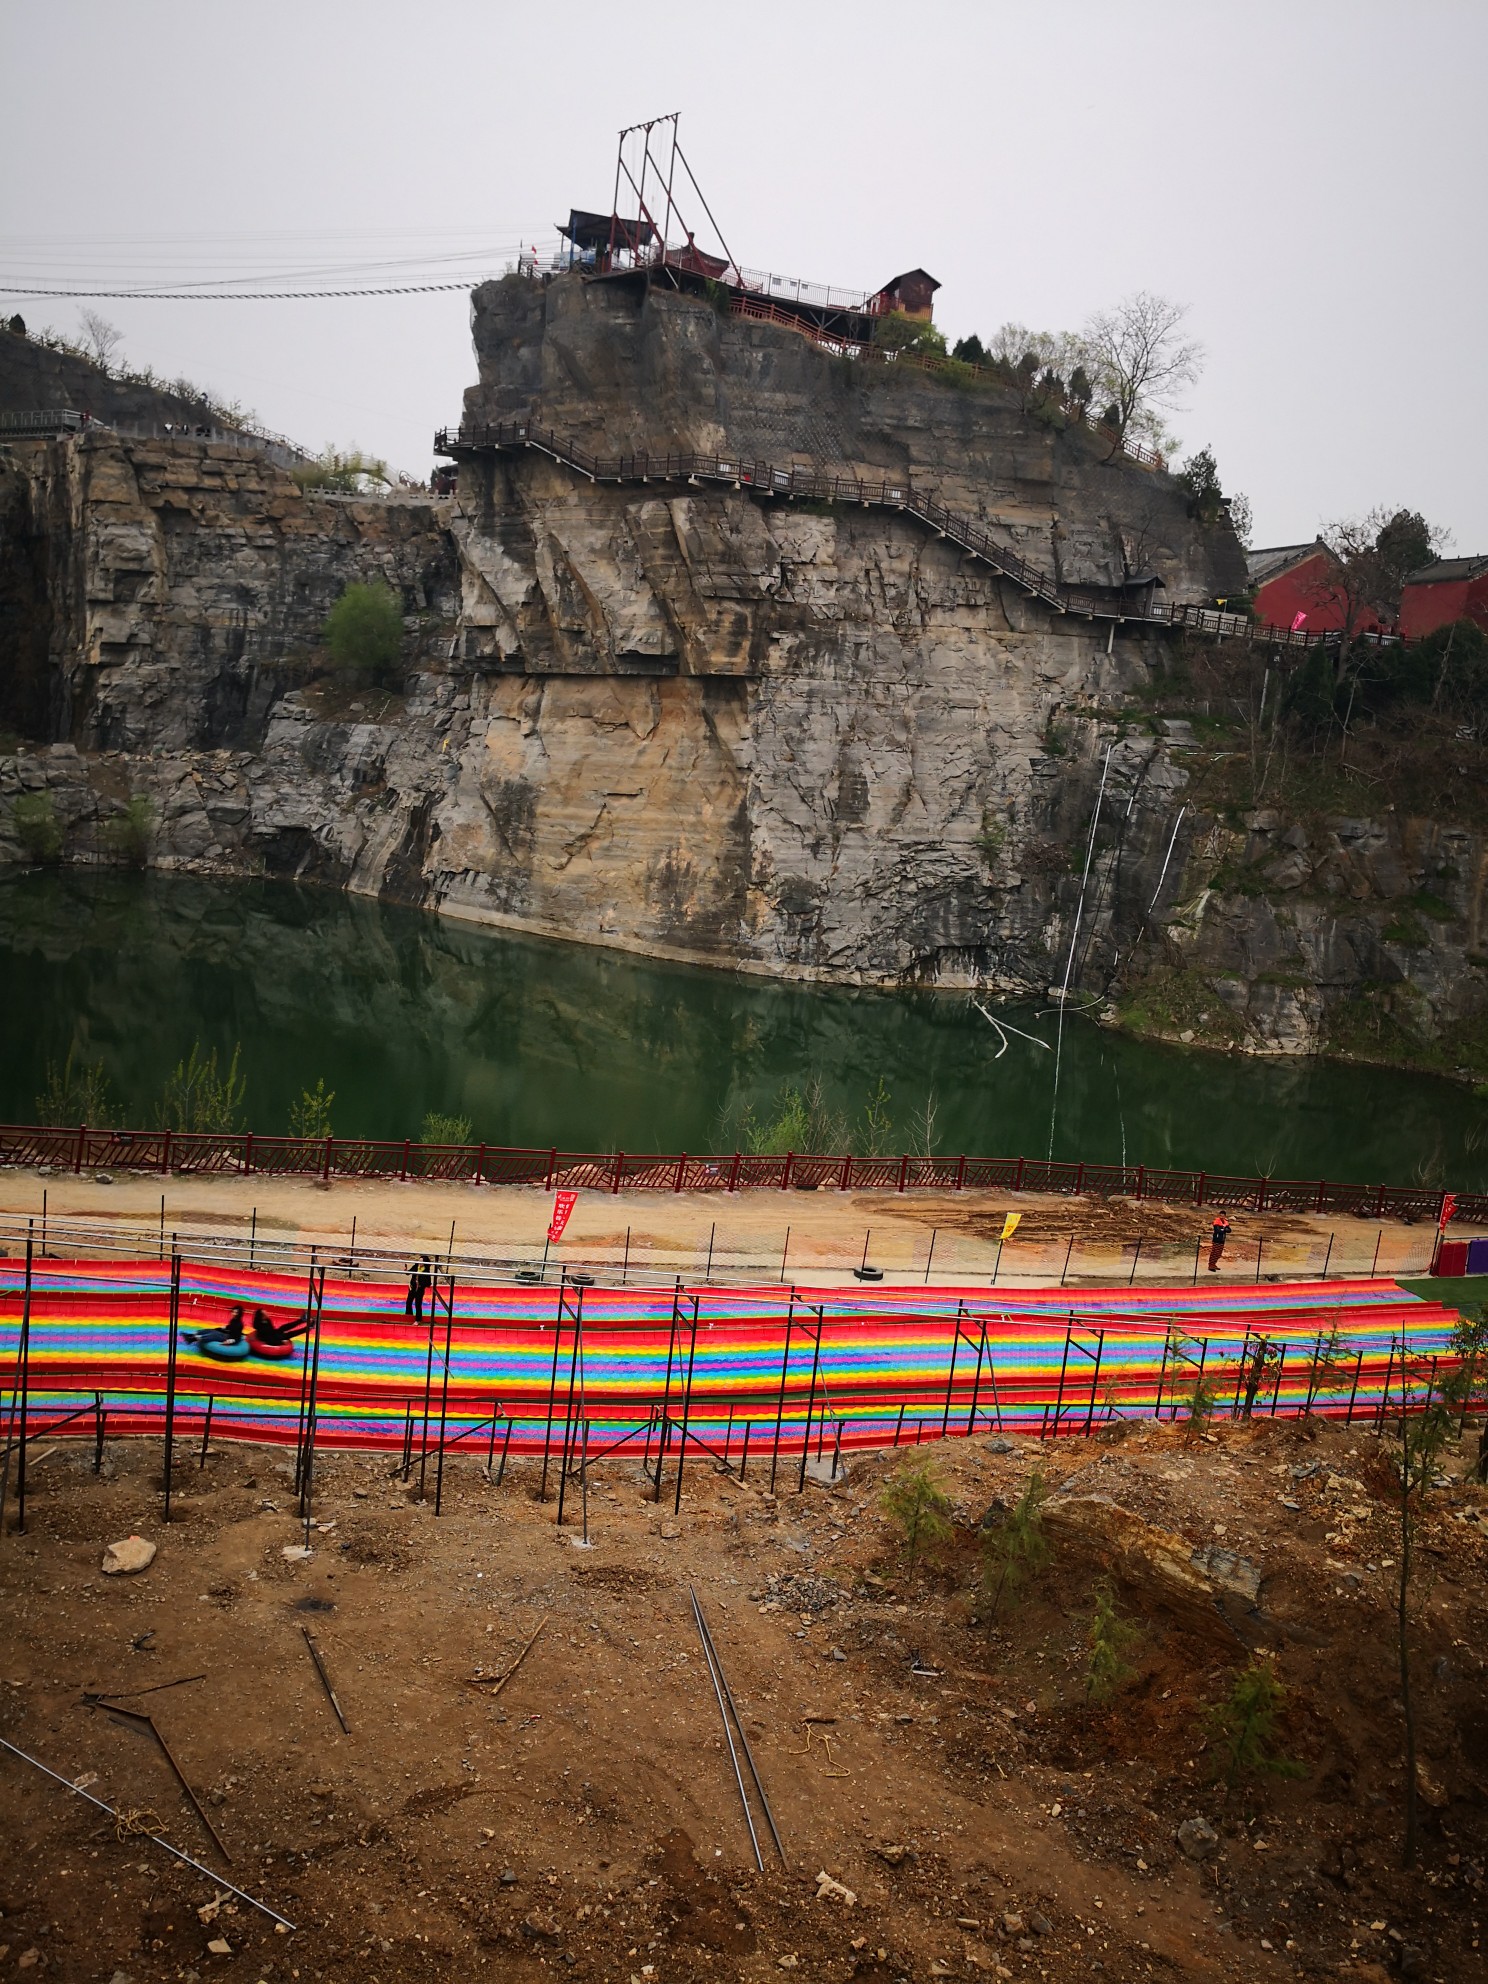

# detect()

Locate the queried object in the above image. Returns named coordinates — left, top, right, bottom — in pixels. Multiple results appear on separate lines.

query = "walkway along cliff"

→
left=2, top=277, right=1486, bottom=1072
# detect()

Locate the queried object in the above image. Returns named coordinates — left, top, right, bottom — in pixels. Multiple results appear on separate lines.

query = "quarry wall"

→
left=1, top=275, right=1484, bottom=1074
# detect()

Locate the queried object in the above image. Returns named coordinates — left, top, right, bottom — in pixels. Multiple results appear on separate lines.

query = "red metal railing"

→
left=2, top=1121, right=1480, bottom=1227
left=434, top=417, right=1425, bottom=653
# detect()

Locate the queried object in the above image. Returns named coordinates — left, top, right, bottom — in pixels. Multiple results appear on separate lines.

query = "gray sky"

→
left=5, top=0, right=1485, bottom=550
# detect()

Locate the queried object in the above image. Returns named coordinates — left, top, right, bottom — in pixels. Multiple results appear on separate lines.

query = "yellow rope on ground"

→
left=113, top=1806, right=167, bottom=1842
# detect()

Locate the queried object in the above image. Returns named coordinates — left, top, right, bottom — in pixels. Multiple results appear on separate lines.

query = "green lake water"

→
left=0, top=870, right=1481, bottom=1187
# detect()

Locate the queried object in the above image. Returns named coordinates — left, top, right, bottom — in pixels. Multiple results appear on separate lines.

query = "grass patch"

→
left=1116, top=967, right=1245, bottom=1048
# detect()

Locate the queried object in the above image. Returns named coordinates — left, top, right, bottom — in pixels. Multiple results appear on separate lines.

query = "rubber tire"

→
left=249, top=1338, right=297, bottom=1359
left=199, top=1335, right=253, bottom=1363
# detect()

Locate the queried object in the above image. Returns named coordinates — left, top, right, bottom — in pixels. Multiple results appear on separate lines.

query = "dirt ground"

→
left=1, top=1411, right=1485, bottom=1984
left=0, top=1169, right=1470, bottom=1287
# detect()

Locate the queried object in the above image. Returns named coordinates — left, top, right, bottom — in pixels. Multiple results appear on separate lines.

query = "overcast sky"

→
left=4, top=0, right=1485, bottom=550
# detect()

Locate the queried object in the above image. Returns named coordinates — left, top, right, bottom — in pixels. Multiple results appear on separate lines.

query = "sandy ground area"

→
left=0, top=1412, right=1484, bottom=1983
left=0, top=1169, right=1468, bottom=1289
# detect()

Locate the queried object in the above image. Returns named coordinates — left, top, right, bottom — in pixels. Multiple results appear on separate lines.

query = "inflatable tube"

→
left=249, top=1338, right=297, bottom=1360
left=199, top=1334, right=253, bottom=1363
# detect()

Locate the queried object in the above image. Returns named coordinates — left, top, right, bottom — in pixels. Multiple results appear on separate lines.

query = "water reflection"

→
left=0, top=870, right=1478, bottom=1185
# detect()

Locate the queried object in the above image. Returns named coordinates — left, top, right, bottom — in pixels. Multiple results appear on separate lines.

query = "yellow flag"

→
left=1000, top=1212, right=1022, bottom=1242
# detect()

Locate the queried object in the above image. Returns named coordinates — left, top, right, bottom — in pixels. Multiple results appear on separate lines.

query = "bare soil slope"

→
left=1, top=1413, right=1485, bottom=1984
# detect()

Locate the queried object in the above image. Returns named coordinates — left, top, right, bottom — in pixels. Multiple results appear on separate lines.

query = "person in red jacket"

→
left=1208, top=1213, right=1232, bottom=1273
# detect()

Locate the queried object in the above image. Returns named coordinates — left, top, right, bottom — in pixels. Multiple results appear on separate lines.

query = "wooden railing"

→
left=2, top=1121, right=1480, bottom=1227
left=436, top=416, right=1428, bottom=653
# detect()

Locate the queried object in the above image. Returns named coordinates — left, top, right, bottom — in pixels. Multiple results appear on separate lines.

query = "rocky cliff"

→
left=1, top=271, right=1483, bottom=1074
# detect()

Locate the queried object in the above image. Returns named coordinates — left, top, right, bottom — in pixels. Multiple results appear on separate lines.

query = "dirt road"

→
left=0, top=1167, right=1458, bottom=1288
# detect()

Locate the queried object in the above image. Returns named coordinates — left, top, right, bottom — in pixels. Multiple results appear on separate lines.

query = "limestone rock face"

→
left=2, top=278, right=1484, bottom=1064
left=464, top=274, right=1247, bottom=602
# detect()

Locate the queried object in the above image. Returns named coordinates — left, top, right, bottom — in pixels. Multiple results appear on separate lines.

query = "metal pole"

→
left=796, top=1313, right=824, bottom=1494
left=416, top=1302, right=437, bottom=1501
left=769, top=1298, right=795, bottom=1494
left=622, top=1226, right=630, bottom=1286
left=0, top=1736, right=296, bottom=1930
left=965, top=1325, right=988, bottom=1434
left=1371, top=1228, right=1383, bottom=1278
left=1320, top=1232, right=1334, bottom=1281
left=653, top=1293, right=683, bottom=1503
left=293, top=1254, right=317, bottom=1490
left=299, top=1269, right=327, bottom=1545
left=779, top=1226, right=790, bottom=1283
left=923, top=1228, right=937, bottom=1284
left=1, top=1227, right=35, bottom=1536
left=163, top=1250, right=181, bottom=1523
left=556, top=1291, right=584, bottom=1526
left=198, top=1396, right=214, bottom=1470
left=433, top=1276, right=457, bottom=1516
left=673, top=1297, right=701, bottom=1516
left=539, top=1299, right=565, bottom=1502
left=940, top=1321, right=960, bottom=1436
left=1128, top=1237, right=1142, bottom=1287
left=705, top=1222, right=715, bottom=1283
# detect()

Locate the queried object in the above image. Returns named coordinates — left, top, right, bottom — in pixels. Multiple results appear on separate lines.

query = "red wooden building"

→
left=1399, top=555, right=1488, bottom=639
left=870, top=269, right=941, bottom=321
left=1246, top=540, right=1386, bottom=635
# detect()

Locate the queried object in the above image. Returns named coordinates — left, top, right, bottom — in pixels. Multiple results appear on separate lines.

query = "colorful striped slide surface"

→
left=0, top=1258, right=1460, bottom=1459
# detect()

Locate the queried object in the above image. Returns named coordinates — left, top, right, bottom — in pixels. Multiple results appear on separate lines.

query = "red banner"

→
left=547, top=1190, right=578, bottom=1244
left=1439, top=1192, right=1458, bottom=1230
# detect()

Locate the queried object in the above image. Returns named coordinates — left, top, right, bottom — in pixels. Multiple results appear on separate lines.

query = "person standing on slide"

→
left=1208, top=1213, right=1232, bottom=1273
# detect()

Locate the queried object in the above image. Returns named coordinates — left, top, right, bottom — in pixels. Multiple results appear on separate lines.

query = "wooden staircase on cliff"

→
left=432, top=417, right=1354, bottom=648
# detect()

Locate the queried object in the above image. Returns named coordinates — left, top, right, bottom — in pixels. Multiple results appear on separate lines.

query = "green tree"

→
left=288, top=1076, right=335, bottom=1141
left=1387, top=1379, right=1455, bottom=1867
left=858, top=1076, right=894, bottom=1158
left=1079, top=291, right=1202, bottom=456
left=158, top=1041, right=247, bottom=1135
left=874, top=312, right=948, bottom=359
left=738, top=1074, right=848, bottom=1156
left=1085, top=1579, right=1139, bottom=1701
left=1204, top=1657, right=1304, bottom=1785
left=1301, top=1321, right=1350, bottom=1412
left=1172, top=1364, right=1220, bottom=1445
left=420, top=1109, right=473, bottom=1145
left=951, top=333, right=987, bottom=366
left=881, top=1458, right=953, bottom=1567
left=979, top=1468, right=1050, bottom=1619
left=11, top=791, right=63, bottom=864
left=294, top=446, right=392, bottom=494
left=104, top=793, right=154, bottom=868
left=323, top=580, right=404, bottom=684
left=1444, top=1307, right=1488, bottom=1479
left=35, top=1046, right=116, bottom=1127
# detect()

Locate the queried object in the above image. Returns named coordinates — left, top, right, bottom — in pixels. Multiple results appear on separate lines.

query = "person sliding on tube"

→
left=250, top=1307, right=308, bottom=1347
left=184, top=1305, right=245, bottom=1349
left=1208, top=1213, right=1232, bottom=1274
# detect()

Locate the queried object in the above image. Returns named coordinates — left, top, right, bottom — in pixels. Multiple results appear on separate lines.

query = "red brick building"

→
left=1246, top=540, right=1387, bottom=635
left=1399, top=555, right=1488, bottom=639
